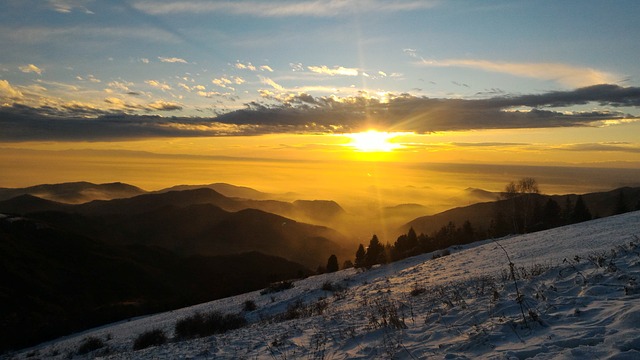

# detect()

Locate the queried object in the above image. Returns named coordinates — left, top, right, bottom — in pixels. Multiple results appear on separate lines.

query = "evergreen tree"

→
left=542, top=198, right=561, bottom=229
left=342, top=260, right=354, bottom=269
left=365, top=235, right=385, bottom=267
left=354, top=244, right=366, bottom=268
left=460, top=220, right=474, bottom=244
left=326, top=254, right=339, bottom=273
left=406, top=227, right=418, bottom=253
left=562, top=197, right=574, bottom=225
left=571, top=195, right=592, bottom=223
left=614, top=189, right=628, bottom=215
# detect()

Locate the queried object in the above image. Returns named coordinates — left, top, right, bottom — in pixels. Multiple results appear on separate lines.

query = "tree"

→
left=614, top=189, right=628, bottom=215
left=562, top=196, right=573, bottom=225
left=499, top=177, right=540, bottom=233
left=542, top=198, right=561, bottom=229
left=342, top=260, right=354, bottom=269
left=365, top=234, right=385, bottom=267
left=326, top=254, right=339, bottom=273
left=354, top=244, right=366, bottom=268
left=571, top=195, right=592, bottom=223
left=393, top=227, right=419, bottom=260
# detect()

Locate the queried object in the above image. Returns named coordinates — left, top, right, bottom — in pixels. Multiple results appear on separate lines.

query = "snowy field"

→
left=6, top=211, right=640, bottom=359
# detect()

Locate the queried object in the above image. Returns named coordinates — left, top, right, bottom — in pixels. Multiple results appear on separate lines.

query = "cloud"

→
left=108, top=80, right=134, bottom=92
left=557, top=143, right=640, bottom=153
left=47, top=0, right=94, bottom=14
left=259, top=76, right=285, bottom=91
left=145, top=80, right=172, bottom=91
left=158, top=56, right=188, bottom=63
left=234, top=62, right=273, bottom=72
left=234, top=62, right=257, bottom=71
left=2, top=84, right=638, bottom=141
left=147, top=100, right=182, bottom=111
left=0, top=80, right=25, bottom=100
left=0, top=103, right=252, bottom=141
left=308, top=65, right=359, bottom=76
left=132, top=0, right=438, bottom=17
left=214, top=84, right=640, bottom=133
left=421, top=59, right=619, bottom=88
left=19, top=64, right=43, bottom=75
left=212, top=77, right=236, bottom=91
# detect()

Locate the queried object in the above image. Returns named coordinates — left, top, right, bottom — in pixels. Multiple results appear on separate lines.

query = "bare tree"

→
left=499, top=177, right=540, bottom=233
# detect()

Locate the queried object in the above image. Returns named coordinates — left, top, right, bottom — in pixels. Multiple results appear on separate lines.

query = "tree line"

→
left=337, top=178, right=640, bottom=270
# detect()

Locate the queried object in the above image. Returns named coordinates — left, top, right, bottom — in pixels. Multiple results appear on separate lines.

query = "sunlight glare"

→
left=345, top=130, right=403, bottom=152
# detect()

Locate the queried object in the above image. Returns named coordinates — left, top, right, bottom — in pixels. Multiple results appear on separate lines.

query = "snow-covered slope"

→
left=7, top=211, right=640, bottom=359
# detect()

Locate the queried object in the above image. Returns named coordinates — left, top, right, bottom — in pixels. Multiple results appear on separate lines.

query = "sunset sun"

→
left=345, top=130, right=402, bottom=152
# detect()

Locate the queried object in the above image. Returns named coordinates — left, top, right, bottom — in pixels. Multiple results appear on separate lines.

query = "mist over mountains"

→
left=1, top=180, right=639, bottom=353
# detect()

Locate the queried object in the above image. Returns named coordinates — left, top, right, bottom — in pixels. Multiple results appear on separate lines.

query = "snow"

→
left=5, top=211, right=640, bottom=360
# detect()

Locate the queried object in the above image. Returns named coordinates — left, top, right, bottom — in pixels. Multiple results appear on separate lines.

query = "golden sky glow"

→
left=344, top=130, right=406, bottom=152
left=1, top=0, right=639, bottom=232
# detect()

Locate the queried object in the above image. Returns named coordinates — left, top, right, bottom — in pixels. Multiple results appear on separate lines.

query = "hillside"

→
left=405, top=186, right=640, bottom=236
left=0, top=189, right=350, bottom=268
left=6, top=211, right=639, bottom=359
left=0, top=182, right=145, bottom=204
left=0, top=214, right=310, bottom=353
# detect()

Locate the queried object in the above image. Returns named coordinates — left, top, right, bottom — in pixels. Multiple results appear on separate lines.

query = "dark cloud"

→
left=558, top=143, right=640, bottom=153
left=0, top=104, right=237, bottom=141
left=215, top=85, right=639, bottom=133
left=1, top=85, right=638, bottom=141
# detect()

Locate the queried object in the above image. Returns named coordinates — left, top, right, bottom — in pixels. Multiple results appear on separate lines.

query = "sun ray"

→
left=345, top=130, right=403, bottom=152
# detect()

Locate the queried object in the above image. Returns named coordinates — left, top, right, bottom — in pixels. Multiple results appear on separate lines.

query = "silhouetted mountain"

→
left=0, top=194, right=69, bottom=214
left=292, top=200, right=346, bottom=220
left=404, top=187, right=640, bottom=236
left=0, top=181, right=145, bottom=204
left=0, top=189, right=349, bottom=268
left=75, top=188, right=236, bottom=215
left=464, top=187, right=499, bottom=201
left=157, top=182, right=274, bottom=200
left=550, top=187, right=640, bottom=218
left=404, top=200, right=500, bottom=236
left=383, top=203, right=429, bottom=216
left=0, top=214, right=309, bottom=352
left=29, top=204, right=347, bottom=268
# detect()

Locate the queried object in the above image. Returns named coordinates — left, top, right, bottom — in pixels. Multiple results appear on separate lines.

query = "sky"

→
left=1, top=0, right=640, bottom=207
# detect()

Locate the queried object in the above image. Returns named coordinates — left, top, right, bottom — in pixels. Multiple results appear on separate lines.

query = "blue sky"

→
left=0, top=0, right=639, bottom=145
left=1, top=0, right=640, bottom=194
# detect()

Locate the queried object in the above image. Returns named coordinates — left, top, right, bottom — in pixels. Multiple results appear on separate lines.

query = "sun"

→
left=345, top=130, right=402, bottom=152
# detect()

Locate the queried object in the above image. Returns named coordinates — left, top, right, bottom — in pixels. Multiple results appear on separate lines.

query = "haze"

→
left=2, top=0, right=640, bottom=239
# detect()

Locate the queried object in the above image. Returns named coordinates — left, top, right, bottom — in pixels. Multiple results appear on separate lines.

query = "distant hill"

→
left=0, top=181, right=145, bottom=204
left=0, top=214, right=309, bottom=353
left=157, top=182, right=275, bottom=200
left=0, top=189, right=350, bottom=268
left=0, top=181, right=348, bottom=228
left=404, top=187, right=640, bottom=236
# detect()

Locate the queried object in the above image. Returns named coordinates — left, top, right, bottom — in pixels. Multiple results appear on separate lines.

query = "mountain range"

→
left=1, top=181, right=639, bottom=353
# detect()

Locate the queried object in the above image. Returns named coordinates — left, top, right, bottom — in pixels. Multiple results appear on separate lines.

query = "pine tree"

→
left=365, top=235, right=385, bottom=267
left=542, top=198, right=561, bottom=229
left=571, top=195, right=592, bottom=223
left=326, top=254, right=339, bottom=273
left=354, top=244, right=366, bottom=268
left=614, top=189, right=628, bottom=215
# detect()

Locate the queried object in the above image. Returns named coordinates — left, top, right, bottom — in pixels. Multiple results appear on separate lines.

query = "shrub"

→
left=243, top=299, right=257, bottom=312
left=260, top=280, right=294, bottom=295
left=175, top=311, right=247, bottom=340
left=175, top=312, right=205, bottom=340
left=76, top=336, right=105, bottom=355
left=133, top=329, right=167, bottom=350
left=410, top=284, right=426, bottom=297
left=321, top=281, right=335, bottom=291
